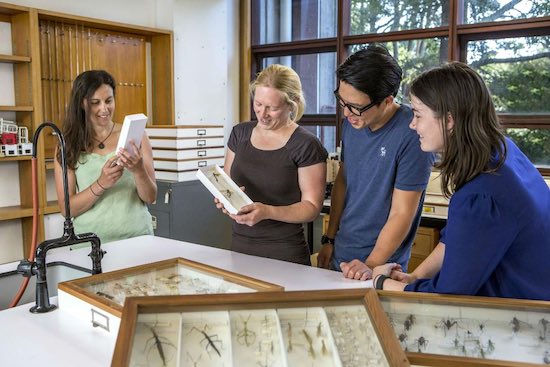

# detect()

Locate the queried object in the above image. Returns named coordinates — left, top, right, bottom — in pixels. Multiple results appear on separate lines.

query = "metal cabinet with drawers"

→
left=148, top=180, right=232, bottom=249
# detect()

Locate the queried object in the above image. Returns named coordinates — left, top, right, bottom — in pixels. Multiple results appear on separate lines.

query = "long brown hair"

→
left=57, top=70, right=116, bottom=169
left=410, top=62, right=506, bottom=197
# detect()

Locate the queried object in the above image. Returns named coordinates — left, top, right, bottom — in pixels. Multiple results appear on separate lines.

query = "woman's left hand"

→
left=231, top=203, right=270, bottom=226
left=372, top=263, right=402, bottom=279
left=116, top=140, right=145, bottom=173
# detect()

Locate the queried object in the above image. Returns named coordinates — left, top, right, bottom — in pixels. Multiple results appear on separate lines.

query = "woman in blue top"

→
left=372, top=62, right=550, bottom=300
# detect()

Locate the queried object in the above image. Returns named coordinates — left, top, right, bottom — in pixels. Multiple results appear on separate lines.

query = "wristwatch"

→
left=321, top=235, right=335, bottom=245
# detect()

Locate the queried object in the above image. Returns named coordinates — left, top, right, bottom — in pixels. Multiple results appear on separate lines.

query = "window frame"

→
left=249, top=0, right=550, bottom=173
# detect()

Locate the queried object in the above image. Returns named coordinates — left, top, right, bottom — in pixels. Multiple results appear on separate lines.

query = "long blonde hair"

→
left=250, top=64, right=306, bottom=122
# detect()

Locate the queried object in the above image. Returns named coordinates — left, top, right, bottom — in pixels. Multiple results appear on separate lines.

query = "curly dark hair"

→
left=57, top=70, right=116, bottom=169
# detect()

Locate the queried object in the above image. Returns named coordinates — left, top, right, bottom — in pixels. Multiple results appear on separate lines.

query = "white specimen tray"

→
left=196, top=164, right=253, bottom=215
left=116, top=113, right=148, bottom=153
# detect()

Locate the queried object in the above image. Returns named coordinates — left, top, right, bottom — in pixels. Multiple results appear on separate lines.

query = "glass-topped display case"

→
left=379, top=290, right=550, bottom=366
left=111, top=289, right=409, bottom=367
left=58, top=257, right=283, bottom=318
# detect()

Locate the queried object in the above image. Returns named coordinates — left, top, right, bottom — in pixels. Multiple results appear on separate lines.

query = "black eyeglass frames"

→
left=333, top=89, right=378, bottom=116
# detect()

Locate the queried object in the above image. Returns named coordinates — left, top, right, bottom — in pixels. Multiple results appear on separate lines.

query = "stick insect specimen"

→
left=302, top=329, right=316, bottom=358
left=186, top=352, right=202, bottom=367
left=236, top=314, right=257, bottom=346
left=143, top=325, right=176, bottom=367
left=188, top=325, right=223, bottom=357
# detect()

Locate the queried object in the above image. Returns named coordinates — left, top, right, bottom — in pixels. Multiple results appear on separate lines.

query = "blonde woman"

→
left=217, top=64, right=328, bottom=265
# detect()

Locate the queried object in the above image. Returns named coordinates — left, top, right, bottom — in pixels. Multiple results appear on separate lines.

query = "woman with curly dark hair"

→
left=54, top=70, right=156, bottom=245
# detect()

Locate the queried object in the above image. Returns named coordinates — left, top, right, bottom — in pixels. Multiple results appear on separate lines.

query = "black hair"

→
left=336, top=43, right=402, bottom=103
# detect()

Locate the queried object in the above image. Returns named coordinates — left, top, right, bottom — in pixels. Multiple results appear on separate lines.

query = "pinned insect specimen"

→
left=95, top=291, right=113, bottom=300
left=317, top=322, right=323, bottom=337
left=287, top=322, right=293, bottom=352
left=510, top=316, right=532, bottom=334
left=321, top=339, right=328, bottom=355
left=436, top=318, right=458, bottom=336
left=415, top=335, right=429, bottom=353
left=543, top=350, right=550, bottom=364
left=186, top=351, right=202, bottom=367
left=539, top=318, right=549, bottom=341
left=404, top=314, right=416, bottom=331
left=212, top=171, right=221, bottom=183
left=302, top=329, right=316, bottom=358
left=398, top=332, right=408, bottom=350
left=144, top=325, right=176, bottom=367
left=236, top=314, right=256, bottom=347
left=188, top=326, right=223, bottom=357
left=223, top=189, right=232, bottom=199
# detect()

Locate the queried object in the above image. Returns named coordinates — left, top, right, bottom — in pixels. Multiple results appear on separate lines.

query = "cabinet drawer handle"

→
left=197, top=129, right=206, bottom=136
left=198, top=160, right=207, bottom=167
left=197, top=139, right=206, bottom=146
left=197, top=150, right=207, bottom=157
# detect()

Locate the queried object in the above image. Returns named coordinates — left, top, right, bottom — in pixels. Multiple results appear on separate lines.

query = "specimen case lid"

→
left=58, top=257, right=284, bottom=318
left=112, top=288, right=410, bottom=367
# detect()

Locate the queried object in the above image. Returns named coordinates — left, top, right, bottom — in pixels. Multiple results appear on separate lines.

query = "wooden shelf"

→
left=0, top=54, right=31, bottom=63
left=0, top=205, right=34, bottom=221
left=0, top=155, right=32, bottom=162
left=0, top=105, right=33, bottom=112
left=44, top=201, right=60, bottom=215
left=45, top=159, right=55, bottom=170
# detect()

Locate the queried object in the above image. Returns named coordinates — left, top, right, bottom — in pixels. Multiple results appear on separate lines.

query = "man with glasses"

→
left=317, top=44, right=434, bottom=281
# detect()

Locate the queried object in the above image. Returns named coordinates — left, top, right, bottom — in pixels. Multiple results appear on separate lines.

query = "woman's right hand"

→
left=98, top=156, right=124, bottom=189
left=390, top=269, right=417, bottom=284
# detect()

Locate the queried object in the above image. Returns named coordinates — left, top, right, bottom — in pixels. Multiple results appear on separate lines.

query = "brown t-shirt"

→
left=228, top=121, right=328, bottom=265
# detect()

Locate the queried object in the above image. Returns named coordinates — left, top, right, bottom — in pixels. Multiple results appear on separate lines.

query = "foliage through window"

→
left=349, top=0, right=448, bottom=34
left=251, top=0, right=550, bottom=170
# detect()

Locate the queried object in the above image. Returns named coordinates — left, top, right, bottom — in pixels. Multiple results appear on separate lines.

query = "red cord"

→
left=9, top=157, right=40, bottom=308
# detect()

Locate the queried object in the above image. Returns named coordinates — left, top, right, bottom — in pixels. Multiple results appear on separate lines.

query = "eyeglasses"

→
left=333, top=89, right=378, bottom=116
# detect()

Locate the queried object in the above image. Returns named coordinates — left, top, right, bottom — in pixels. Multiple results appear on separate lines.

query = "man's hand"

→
left=317, top=243, right=333, bottom=269
left=340, top=259, right=372, bottom=281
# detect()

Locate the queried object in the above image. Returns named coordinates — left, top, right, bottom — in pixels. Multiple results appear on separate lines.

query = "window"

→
left=250, top=0, right=550, bottom=172
left=464, top=0, right=550, bottom=24
left=348, top=0, right=449, bottom=34
left=253, top=0, right=337, bottom=45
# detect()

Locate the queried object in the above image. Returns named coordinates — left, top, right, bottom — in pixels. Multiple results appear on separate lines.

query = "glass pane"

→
left=348, top=0, right=448, bottom=35
left=254, top=0, right=337, bottom=45
left=506, top=128, right=550, bottom=168
left=262, top=52, right=337, bottom=115
left=348, top=39, right=448, bottom=103
left=467, top=36, right=550, bottom=114
left=302, top=125, right=337, bottom=153
left=464, top=0, right=550, bottom=24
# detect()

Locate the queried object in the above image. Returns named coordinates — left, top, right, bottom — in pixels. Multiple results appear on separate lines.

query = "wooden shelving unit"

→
left=0, top=1, right=174, bottom=263
left=0, top=2, right=44, bottom=259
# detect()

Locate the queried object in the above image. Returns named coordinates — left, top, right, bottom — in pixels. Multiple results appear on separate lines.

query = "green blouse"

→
left=73, top=152, right=153, bottom=245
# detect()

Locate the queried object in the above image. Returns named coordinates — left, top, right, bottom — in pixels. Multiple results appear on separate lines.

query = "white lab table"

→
left=0, top=235, right=371, bottom=366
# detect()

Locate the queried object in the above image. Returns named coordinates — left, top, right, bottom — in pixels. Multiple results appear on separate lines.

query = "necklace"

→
left=93, top=123, right=115, bottom=149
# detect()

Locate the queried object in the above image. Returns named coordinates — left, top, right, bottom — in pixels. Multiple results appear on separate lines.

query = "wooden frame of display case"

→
left=377, top=290, right=550, bottom=367
left=111, top=288, right=410, bottom=367
left=58, top=257, right=283, bottom=318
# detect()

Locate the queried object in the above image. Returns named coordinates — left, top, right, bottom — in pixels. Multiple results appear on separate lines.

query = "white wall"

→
left=173, top=0, right=239, bottom=143
left=0, top=0, right=240, bottom=263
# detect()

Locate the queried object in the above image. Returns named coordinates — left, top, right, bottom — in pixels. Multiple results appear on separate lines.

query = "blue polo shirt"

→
left=333, top=105, right=434, bottom=271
